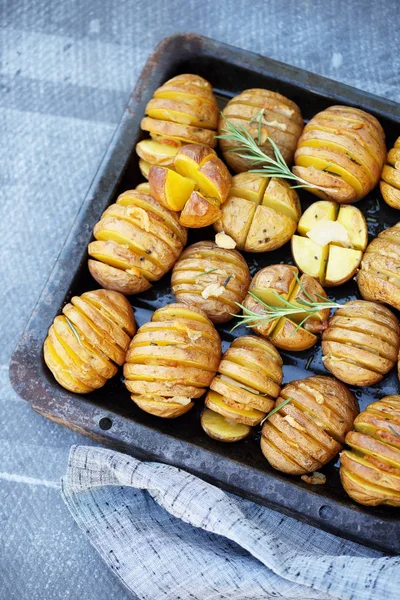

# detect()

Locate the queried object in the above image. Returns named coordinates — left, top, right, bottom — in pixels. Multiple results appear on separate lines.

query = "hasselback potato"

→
left=357, top=221, right=400, bottom=311
left=380, top=137, right=400, bottom=209
left=242, top=264, right=330, bottom=351
left=137, top=74, right=218, bottom=174
left=202, top=336, right=283, bottom=441
left=88, top=186, right=187, bottom=295
left=218, top=89, right=304, bottom=172
left=44, top=289, right=136, bottom=393
left=322, top=300, right=400, bottom=386
left=171, top=241, right=250, bottom=323
left=214, top=172, right=301, bottom=252
left=340, top=395, right=400, bottom=506
left=124, top=303, right=221, bottom=418
left=261, top=376, right=359, bottom=475
left=293, top=105, right=386, bottom=204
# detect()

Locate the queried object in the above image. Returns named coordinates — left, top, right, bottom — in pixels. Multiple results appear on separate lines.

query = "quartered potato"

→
left=218, top=88, right=304, bottom=172
left=322, top=300, right=400, bottom=386
left=171, top=241, right=251, bottom=323
left=291, top=200, right=368, bottom=286
left=124, top=303, right=221, bottom=418
left=357, top=221, right=400, bottom=311
left=88, top=185, right=187, bottom=295
left=293, top=105, right=386, bottom=203
left=44, top=289, right=136, bottom=393
left=242, top=264, right=330, bottom=351
left=340, top=395, right=400, bottom=506
left=149, top=144, right=231, bottom=227
left=201, top=336, right=283, bottom=441
left=381, top=137, right=400, bottom=209
left=214, top=172, right=301, bottom=252
left=261, top=376, right=359, bottom=475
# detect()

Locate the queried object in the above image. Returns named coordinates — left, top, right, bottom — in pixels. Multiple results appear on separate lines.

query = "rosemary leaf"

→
left=261, top=397, right=293, bottom=425
left=223, top=274, right=233, bottom=287
left=65, top=317, right=82, bottom=345
left=195, top=268, right=218, bottom=277
left=388, top=425, right=400, bottom=439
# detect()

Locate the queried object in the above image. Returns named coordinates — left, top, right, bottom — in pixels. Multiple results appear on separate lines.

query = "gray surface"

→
left=1, top=1, right=399, bottom=598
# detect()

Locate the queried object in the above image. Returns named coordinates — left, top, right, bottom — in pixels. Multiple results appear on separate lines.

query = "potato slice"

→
left=291, top=235, right=328, bottom=284
left=132, top=395, right=194, bottom=418
left=145, top=98, right=218, bottom=129
left=139, top=159, right=151, bottom=179
left=205, top=390, right=265, bottom=426
left=325, top=245, right=362, bottom=287
left=136, top=139, right=180, bottom=167
left=201, top=409, right=251, bottom=442
left=149, top=165, right=195, bottom=211
left=141, top=117, right=217, bottom=147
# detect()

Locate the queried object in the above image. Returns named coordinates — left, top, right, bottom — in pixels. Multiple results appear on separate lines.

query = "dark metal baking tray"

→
left=10, top=33, right=400, bottom=554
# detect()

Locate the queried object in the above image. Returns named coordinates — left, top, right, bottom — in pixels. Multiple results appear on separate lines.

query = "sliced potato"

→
left=201, top=409, right=251, bottom=442
left=136, top=139, right=180, bottom=167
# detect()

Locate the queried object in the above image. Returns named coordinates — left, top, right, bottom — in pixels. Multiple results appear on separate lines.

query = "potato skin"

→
left=44, top=289, right=136, bottom=394
left=171, top=241, right=251, bottom=323
left=293, top=105, right=386, bottom=203
left=322, top=300, right=400, bottom=386
left=261, top=376, right=358, bottom=475
left=357, top=221, right=400, bottom=311
left=218, top=88, right=303, bottom=172
left=124, top=303, right=221, bottom=418
left=340, top=395, right=400, bottom=506
left=88, top=187, right=187, bottom=295
left=380, top=137, right=400, bottom=209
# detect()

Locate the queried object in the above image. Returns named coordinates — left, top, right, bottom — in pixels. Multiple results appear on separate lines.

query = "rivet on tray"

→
left=319, top=505, right=333, bottom=519
left=98, top=417, right=113, bottom=431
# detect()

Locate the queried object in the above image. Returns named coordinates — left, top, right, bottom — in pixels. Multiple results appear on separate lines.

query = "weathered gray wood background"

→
left=1, top=0, right=399, bottom=598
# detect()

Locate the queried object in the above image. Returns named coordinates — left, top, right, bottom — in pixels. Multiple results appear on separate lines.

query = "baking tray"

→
left=10, top=33, right=400, bottom=554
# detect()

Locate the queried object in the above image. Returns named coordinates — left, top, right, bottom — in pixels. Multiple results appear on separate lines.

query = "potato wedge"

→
left=149, top=165, right=195, bottom=211
left=179, top=192, right=221, bottom=228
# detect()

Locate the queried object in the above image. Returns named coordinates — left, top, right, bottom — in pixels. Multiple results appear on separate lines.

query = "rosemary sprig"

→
left=261, top=397, right=293, bottom=425
left=65, top=317, right=82, bottom=345
left=216, top=112, right=329, bottom=191
left=232, top=273, right=340, bottom=333
left=195, top=268, right=218, bottom=277
left=388, top=425, right=400, bottom=440
left=223, top=274, right=233, bottom=287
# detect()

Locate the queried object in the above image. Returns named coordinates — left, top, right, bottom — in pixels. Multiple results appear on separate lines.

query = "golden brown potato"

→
left=88, top=186, right=187, bottom=295
left=293, top=105, right=386, bottom=203
left=242, top=264, right=330, bottom=351
left=149, top=144, right=231, bottom=227
left=340, top=395, right=400, bottom=506
left=261, top=376, right=359, bottom=475
left=214, top=172, right=301, bottom=252
left=322, top=300, right=400, bottom=386
left=44, top=289, right=136, bottom=394
left=381, top=137, right=400, bottom=208
left=201, top=336, right=282, bottom=440
left=291, top=200, right=368, bottom=287
left=200, top=409, right=252, bottom=442
left=124, top=303, right=221, bottom=418
left=218, top=89, right=304, bottom=172
left=171, top=241, right=251, bottom=323
left=357, top=221, right=400, bottom=311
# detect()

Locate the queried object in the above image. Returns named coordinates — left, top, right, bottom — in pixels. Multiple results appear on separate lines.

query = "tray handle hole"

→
left=99, top=417, right=113, bottom=431
left=319, top=505, right=333, bottom=519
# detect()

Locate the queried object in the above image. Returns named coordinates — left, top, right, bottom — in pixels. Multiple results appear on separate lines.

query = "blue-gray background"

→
left=1, top=1, right=399, bottom=598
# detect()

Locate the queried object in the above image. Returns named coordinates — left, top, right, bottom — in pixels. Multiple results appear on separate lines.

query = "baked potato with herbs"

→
left=322, top=300, right=400, bottom=386
left=218, top=89, right=304, bottom=172
left=213, top=172, right=301, bottom=252
left=340, top=395, right=400, bottom=506
left=293, top=105, right=386, bottom=204
left=242, top=264, right=330, bottom=351
left=380, top=137, right=400, bottom=209
left=44, top=289, right=136, bottom=393
left=291, top=200, right=368, bottom=286
left=124, top=303, right=221, bottom=418
left=149, top=144, right=231, bottom=227
left=171, top=241, right=251, bottom=323
left=202, top=336, right=283, bottom=442
left=261, top=376, right=359, bottom=475
left=357, top=221, right=400, bottom=311
left=88, top=186, right=187, bottom=295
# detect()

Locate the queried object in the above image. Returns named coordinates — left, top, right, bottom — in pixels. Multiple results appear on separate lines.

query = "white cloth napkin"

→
left=61, top=445, right=400, bottom=600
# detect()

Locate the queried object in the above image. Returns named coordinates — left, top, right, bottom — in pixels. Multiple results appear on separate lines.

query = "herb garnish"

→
left=195, top=268, right=218, bottom=277
left=261, top=397, right=293, bottom=425
left=65, top=317, right=82, bottom=345
left=388, top=425, right=400, bottom=440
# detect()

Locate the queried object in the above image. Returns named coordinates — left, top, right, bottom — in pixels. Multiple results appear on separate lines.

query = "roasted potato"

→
left=293, top=105, right=386, bottom=203
left=214, top=172, right=301, bottom=252
left=124, top=303, right=221, bottom=418
left=171, top=241, right=251, bottom=323
left=200, top=409, right=251, bottom=442
left=291, top=200, right=368, bottom=286
left=357, top=221, right=400, bottom=311
left=381, top=137, right=400, bottom=209
left=322, top=300, right=400, bottom=386
left=340, top=395, right=400, bottom=506
left=218, top=89, right=304, bottom=172
left=201, top=336, right=283, bottom=441
left=88, top=185, right=187, bottom=295
left=44, top=289, right=136, bottom=393
left=149, top=144, right=231, bottom=227
left=261, top=376, right=359, bottom=475
left=242, top=264, right=330, bottom=351
left=137, top=74, right=218, bottom=170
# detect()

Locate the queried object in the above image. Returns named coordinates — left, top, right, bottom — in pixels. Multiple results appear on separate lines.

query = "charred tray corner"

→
left=9, top=33, right=400, bottom=554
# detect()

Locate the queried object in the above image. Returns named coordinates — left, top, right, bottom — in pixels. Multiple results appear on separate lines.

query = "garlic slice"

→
left=306, top=220, right=350, bottom=247
left=215, top=232, right=237, bottom=249
left=201, top=283, right=225, bottom=299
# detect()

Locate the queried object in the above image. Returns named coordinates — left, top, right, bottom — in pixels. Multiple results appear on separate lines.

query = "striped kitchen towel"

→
left=61, top=445, right=399, bottom=600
